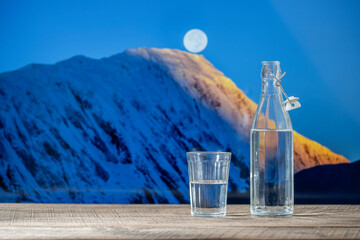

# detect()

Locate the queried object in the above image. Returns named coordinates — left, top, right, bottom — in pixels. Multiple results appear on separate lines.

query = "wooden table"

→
left=0, top=204, right=359, bottom=239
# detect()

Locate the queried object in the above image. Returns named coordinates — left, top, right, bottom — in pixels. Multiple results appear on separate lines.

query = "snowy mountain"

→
left=0, top=47, right=348, bottom=203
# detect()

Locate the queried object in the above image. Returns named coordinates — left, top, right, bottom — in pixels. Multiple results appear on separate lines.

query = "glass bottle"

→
left=250, top=61, right=294, bottom=217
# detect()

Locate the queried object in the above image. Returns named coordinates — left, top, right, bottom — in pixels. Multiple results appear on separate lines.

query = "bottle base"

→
left=251, top=206, right=293, bottom=217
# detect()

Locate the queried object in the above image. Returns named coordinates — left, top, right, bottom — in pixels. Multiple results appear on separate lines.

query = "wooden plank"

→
left=0, top=204, right=358, bottom=239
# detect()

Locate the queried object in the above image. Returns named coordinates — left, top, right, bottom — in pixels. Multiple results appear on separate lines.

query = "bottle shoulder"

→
left=251, top=94, right=293, bottom=130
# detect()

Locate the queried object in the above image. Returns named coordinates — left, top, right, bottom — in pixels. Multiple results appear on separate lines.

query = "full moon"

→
left=183, top=29, right=208, bottom=53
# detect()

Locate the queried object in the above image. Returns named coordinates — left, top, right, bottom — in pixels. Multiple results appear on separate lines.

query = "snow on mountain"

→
left=0, top=47, right=348, bottom=203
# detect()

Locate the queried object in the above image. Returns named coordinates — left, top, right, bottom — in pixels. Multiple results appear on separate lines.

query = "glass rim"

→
left=187, top=152, right=231, bottom=162
left=187, top=151, right=231, bottom=156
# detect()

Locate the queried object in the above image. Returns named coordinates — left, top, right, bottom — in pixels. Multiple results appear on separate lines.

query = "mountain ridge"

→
left=125, top=47, right=348, bottom=171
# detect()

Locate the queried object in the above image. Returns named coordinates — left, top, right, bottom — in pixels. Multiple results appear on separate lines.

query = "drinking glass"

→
left=187, top=152, right=231, bottom=217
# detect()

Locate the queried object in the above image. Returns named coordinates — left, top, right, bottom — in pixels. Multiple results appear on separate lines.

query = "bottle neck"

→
left=262, top=78, right=281, bottom=95
left=261, top=61, right=282, bottom=95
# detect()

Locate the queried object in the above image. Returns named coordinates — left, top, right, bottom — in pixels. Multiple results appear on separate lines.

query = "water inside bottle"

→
left=250, top=129, right=294, bottom=216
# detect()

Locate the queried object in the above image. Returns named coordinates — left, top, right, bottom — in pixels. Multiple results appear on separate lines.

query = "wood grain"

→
left=0, top=204, right=359, bottom=239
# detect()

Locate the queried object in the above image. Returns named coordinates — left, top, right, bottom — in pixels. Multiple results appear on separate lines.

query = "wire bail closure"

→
left=270, top=72, right=301, bottom=111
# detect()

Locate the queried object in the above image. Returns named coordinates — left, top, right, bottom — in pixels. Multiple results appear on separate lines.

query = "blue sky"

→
left=1, top=0, right=359, bottom=161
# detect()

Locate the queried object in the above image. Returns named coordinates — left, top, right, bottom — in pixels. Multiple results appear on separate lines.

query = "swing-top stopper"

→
left=270, top=72, right=301, bottom=112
